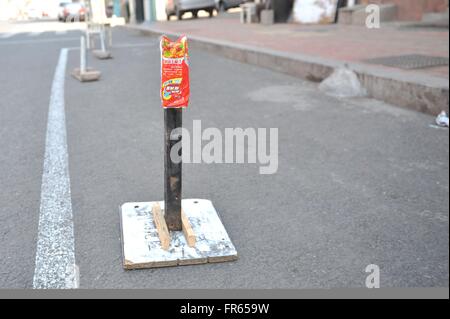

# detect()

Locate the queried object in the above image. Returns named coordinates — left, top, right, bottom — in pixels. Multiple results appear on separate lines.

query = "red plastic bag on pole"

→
left=160, top=35, right=190, bottom=108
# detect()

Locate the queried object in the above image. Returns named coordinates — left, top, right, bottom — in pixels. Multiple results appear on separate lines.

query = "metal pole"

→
left=150, top=0, right=157, bottom=22
left=164, top=108, right=182, bottom=231
left=86, top=30, right=91, bottom=50
left=108, top=27, right=113, bottom=47
left=100, top=27, right=106, bottom=52
left=128, top=0, right=136, bottom=24
left=80, top=36, right=86, bottom=73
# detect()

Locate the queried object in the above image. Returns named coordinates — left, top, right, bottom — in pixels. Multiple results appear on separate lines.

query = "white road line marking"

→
left=0, top=37, right=78, bottom=46
left=29, top=31, right=44, bottom=37
left=33, top=48, right=78, bottom=289
left=113, top=42, right=157, bottom=48
left=0, top=32, right=16, bottom=39
left=55, top=30, right=68, bottom=35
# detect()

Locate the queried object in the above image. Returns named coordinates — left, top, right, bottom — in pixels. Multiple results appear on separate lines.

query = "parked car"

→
left=57, top=2, right=71, bottom=21
left=166, top=0, right=216, bottom=20
left=215, top=0, right=245, bottom=12
left=58, top=2, right=86, bottom=22
left=26, top=6, right=42, bottom=20
left=55, top=1, right=70, bottom=21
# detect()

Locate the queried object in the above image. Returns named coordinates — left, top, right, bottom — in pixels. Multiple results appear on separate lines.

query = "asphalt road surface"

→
left=0, top=21, right=448, bottom=288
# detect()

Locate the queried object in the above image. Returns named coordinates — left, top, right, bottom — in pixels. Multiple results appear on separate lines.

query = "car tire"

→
left=176, top=7, right=182, bottom=20
left=218, top=2, right=226, bottom=12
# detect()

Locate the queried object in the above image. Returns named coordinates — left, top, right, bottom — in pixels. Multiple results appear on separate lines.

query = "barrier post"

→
left=80, top=36, right=86, bottom=73
left=119, top=35, right=237, bottom=269
left=164, top=108, right=182, bottom=231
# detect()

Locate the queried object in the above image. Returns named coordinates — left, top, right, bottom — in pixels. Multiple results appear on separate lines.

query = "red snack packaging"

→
left=160, top=35, right=190, bottom=108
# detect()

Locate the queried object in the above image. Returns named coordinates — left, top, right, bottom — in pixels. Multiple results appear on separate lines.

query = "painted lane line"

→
left=0, top=37, right=79, bottom=46
left=0, top=32, right=16, bottom=39
left=33, top=48, right=78, bottom=289
left=113, top=42, right=157, bottom=49
left=29, top=31, right=44, bottom=37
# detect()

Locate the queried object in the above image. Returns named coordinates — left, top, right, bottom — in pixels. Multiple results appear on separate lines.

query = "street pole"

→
left=150, top=0, right=157, bottom=22
left=128, top=0, right=136, bottom=24
left=164, top=108, right=182, bottom=231
left=80, top=36, right=86, bottom=73
left=119, top=36, right=237, bottom=269
left=100, top=27, right=106, bottom=52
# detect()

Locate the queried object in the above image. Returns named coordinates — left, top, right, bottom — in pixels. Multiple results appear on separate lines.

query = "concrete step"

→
left=338, top=4, right=398, bottom=26
left=128, top=23, right=449, bottom=116
left=421, top=8, right=449, bottom=27
left=338, top=4, right=365, bottom=25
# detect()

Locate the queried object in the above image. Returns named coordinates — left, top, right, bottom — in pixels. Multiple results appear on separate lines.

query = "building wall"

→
left=359, top=0, right=448, bottom=20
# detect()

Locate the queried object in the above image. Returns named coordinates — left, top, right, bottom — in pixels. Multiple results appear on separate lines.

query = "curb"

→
left=125, top=24, right=449, bottom=116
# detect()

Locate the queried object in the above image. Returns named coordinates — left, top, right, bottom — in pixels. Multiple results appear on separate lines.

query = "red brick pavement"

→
left=150, top=13, right=449, bottom=79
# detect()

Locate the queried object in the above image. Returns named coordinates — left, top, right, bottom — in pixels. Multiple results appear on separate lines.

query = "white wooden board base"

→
left=71, top=68, right=101, bottom=82
left=120, top=199, right=238, bottom=269
left=92, top=50, right=112, bottom=60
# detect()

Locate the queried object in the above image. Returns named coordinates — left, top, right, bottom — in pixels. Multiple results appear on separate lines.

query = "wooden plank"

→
left=208, top=254, right=239, bottom=263
left=178, top=257, right=207, bottom=266
left=124, top=259, right=178, bottom=269
left=71, top=68, right=101, bottom=82
left=152, top=203, right=171, bottom=251
left=181, top=208, right=196, bottom=247
left=120, top=200, right=238, bottom=269
left=92, top=50, right=112, bottom=60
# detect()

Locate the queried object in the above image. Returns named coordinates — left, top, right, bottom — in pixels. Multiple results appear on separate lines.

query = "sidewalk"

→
left=126, top=12, right=449, bottom=115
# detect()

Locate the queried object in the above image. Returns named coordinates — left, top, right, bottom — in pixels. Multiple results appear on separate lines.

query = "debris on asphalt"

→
left=435, top=111, right=449, bottom=127
left=319, top=67, right=367, bottom=98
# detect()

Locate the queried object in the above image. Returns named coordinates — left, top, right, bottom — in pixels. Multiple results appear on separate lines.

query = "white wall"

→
left=0, top=0, right=10, bottom=20
left=155, top=0, right=166, bottom=21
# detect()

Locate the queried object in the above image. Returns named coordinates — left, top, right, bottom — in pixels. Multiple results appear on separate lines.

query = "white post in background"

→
left=155, top=0, right=166, bottom=21
left=347, top=0, right=356, bottom=7
left=86, top=28, right=91, bottom=49
left=80, top=36, right=86, bottom=73
left=0, top=0, right=10, bottom=21
left=128, top=0, right=136, bottom=23
left=100, top=27, right=106, bottom=52
left=144, top=0, right=150, bottom=21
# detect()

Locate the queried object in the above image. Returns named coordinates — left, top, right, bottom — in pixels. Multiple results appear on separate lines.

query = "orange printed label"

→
left=160, top=35, right=190, bottom=108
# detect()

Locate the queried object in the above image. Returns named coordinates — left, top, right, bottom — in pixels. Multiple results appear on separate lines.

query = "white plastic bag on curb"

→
left=319, top=67, right=367, bottom=98
left=435, top=111, right=449, bottom=128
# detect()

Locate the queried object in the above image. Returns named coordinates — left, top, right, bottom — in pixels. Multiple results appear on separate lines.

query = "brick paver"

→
left=149, top=12, right=449, bottom=79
